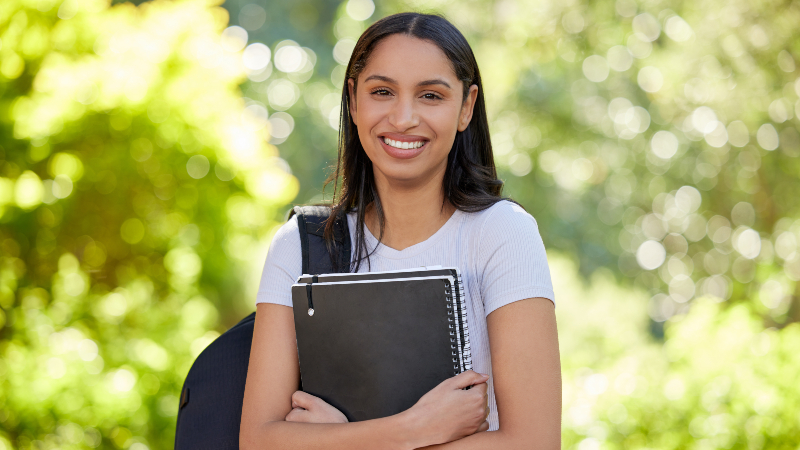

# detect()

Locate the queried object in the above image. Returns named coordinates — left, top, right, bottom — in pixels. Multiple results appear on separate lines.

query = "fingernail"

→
left=481, top=373, right=489, bottom=378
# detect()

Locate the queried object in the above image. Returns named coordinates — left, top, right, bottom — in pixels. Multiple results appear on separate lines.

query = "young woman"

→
left=240, top=12, right=561, bottom=449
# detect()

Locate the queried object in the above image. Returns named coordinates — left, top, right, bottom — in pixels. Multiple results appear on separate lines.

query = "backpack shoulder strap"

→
left=290, top=205, right=351, bottom=274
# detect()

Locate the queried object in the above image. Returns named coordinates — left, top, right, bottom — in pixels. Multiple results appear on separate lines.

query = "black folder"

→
left=291, top=268, right=472, bottom=422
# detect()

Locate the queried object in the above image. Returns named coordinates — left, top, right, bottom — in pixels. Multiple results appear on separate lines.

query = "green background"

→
left=1, top=0, right=799, bottom=448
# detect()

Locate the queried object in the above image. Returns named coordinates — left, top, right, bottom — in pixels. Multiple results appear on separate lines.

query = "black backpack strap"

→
left=291, top=205, right=351, bottom=274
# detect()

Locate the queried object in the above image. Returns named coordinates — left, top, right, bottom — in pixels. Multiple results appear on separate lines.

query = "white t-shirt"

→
left=256, top=199, right=555, bottom=431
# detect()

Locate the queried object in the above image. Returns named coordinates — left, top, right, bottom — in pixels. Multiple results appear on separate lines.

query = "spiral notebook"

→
left=291, top=267, right=472, bottom=422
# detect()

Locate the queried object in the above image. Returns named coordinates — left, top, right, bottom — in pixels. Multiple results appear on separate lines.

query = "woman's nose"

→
left=388, top=96, right=419, bottom=130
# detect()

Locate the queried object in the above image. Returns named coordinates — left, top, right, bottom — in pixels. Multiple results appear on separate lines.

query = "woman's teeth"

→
left=383, top=137, right=426, bottom=149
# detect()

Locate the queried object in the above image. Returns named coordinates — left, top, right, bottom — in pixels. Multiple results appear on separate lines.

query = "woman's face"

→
left=348, top=34, right=478, bottom=187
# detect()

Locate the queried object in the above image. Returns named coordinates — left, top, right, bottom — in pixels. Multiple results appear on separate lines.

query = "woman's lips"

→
left=378, top=137, right=428, bottom=159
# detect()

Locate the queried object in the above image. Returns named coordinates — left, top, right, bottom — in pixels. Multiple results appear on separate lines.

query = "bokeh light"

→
left=239, top=4, right=267, bottom=31
left=274, top=40, right=306, bottom=73
left=242, top=43, right=271, bottom=71
left=221, top=26, right=248, bottom=53
left=346, top=0, right=375, bottom=21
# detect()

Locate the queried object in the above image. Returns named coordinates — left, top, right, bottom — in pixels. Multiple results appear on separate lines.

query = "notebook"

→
left=291, top=267, right=472, bottom=422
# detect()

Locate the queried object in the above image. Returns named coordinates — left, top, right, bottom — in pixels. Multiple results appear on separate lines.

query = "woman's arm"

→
left=421, top=297, right=562, bottom=449
left=239, top=303, right=491, bottom=450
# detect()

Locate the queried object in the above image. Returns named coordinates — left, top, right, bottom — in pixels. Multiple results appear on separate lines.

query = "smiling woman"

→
left=240, top=12, right=561, bottom=450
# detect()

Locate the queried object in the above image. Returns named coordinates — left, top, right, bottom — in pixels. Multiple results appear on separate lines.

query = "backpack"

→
left=174, top=205, right=351, bottom=450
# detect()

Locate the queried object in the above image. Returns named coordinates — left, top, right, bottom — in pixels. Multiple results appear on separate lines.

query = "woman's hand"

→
left=403, top=370, right=491, bottom=447
left=285, top=390, right=349, bottom=424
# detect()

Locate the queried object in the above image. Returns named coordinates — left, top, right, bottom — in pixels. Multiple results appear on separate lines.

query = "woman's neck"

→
left=364, top=172, right=456, bottom=252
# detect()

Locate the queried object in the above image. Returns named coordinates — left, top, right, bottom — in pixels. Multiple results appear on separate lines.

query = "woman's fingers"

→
left=285, top=407, right=307, bottom=422
left=287, top=390, right=348, bottom=424
left=478, top=421, right=489, bottom=432
left=290, top=390, right=319, bottom=410
left=450, top=370, right=490, bottom=390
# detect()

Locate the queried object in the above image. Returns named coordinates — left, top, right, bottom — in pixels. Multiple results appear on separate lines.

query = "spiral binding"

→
left=444, top=271, right=473, bottom=376
left=453, top=271, right=472, bottom=372
left=444, top=283, right=460, bottom=375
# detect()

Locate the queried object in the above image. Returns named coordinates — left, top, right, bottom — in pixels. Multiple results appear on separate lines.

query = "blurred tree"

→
left=0, top=0, right=296, bottom=448
left=219, top=0, right=374, bottom=203
left=552, top=254, right=800, bottom=450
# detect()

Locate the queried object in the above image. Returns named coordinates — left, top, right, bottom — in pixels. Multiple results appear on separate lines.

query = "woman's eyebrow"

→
left=363, top=74, right=452, bottom=89
left=417, top=79, right=452, bottom=89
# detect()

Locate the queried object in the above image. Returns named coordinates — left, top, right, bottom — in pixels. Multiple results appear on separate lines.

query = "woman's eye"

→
left=423, top=93, right=442, bottom=100
left=371, top=89, right=391, bottom=96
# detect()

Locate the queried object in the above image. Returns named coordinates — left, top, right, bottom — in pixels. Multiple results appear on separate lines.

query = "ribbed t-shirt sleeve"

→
left=477, top=202, right=555, bottom=316
left=255, top=215, right=301, bottom=307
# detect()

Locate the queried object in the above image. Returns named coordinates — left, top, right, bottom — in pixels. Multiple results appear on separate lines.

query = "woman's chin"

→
left=372, top=162, right=444, bottom=187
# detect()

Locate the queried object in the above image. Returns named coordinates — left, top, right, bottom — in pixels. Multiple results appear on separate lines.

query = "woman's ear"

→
left=457, top=84, right=479, bottom=132
left=347, top=78, right=357, bottom=126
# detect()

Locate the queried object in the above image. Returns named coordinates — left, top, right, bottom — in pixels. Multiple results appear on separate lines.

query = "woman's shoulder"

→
left=463, top=199, right=540, bottom=232
left=257, top=214, right=301, bottom=306
left=267, top=214, right=301, bottom=256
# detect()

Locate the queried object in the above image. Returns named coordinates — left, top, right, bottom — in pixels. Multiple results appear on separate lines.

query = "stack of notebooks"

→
left=291, top=266, right=473, bottom=422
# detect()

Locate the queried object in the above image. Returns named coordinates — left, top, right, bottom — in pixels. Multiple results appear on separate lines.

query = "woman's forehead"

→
left=360, top=35, right=458, bottom=84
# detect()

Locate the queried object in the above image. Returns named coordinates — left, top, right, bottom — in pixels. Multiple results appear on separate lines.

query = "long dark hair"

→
left=324, top=12, right=505, bottom=272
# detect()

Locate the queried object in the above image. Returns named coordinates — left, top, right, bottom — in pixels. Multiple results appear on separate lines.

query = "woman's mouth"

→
left=379, top=136, right=429, bottom=159
left=382, top=136, right=427, bottom=149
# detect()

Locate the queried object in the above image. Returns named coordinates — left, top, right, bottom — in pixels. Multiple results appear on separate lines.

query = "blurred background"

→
left=1, top=0, right=799, bottom=448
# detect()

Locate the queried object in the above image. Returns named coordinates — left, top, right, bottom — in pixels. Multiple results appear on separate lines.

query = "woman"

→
left=240, top=12, right=561, bottom=449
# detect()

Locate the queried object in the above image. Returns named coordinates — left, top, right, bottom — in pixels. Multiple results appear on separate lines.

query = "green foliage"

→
left=553, top=254, right=800, bottom=449
left=0, top=0, right=296, bottom=448
left=1, top=0, right=800, bottom=448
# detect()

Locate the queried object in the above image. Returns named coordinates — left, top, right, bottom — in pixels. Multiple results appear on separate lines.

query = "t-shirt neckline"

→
left=353, top=208, right=464, bottom=260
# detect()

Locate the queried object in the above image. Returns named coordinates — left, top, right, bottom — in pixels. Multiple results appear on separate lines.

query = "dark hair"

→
left=324, top=11, right=505, bottom=272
